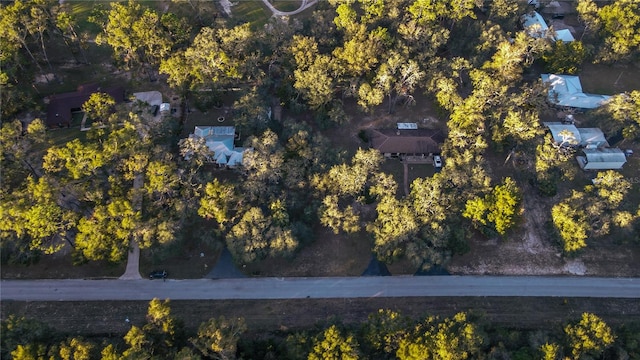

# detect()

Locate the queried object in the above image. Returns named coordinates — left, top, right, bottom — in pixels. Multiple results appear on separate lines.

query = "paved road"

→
left=2, top=276, right=639, bottom=301
left=261, top=0, right=318, bottom=16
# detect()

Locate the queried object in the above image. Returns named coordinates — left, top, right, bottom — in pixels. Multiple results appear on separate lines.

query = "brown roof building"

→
left=46, top=84, right=125, bottom=128
left=370, top=128, right=444, bottom=157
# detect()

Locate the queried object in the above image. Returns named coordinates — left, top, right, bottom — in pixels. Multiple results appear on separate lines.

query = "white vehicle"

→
left=433, top=155, right=442, bottom=169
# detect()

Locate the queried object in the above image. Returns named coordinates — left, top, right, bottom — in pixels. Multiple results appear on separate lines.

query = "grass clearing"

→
left=228, top=1, right=272, bottom=28
left=271, top=0, right=302, bottom=12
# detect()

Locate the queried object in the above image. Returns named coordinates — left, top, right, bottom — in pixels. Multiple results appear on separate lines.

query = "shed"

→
left=577, top=148, right=627, bottom=170
left=543, top=122, right=609, bottom=148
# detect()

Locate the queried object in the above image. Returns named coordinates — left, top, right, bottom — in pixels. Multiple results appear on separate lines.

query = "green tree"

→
left=82, top=92, right=116, bottom=126
left=397, top=312, right=485, bottom=360
left=308, top=325, right=361, bottom=360
left=94, top=0, right=171, bottom=71
left=361, top=309, right=411, bottom=355
left=226, top=207, right=298, bottom=263
left=1, top=315, right=54, bottom=359
left=319, top=195, right=361, bottom=234
left=551, top=196, right=590, bottom=253
left=55, top=337, right=95, bottom=360
left=463, top=177, right=522, bottom=236
left=543, top=40, right=589, bottom=75
left=539, top=342, right=561, bottom=360
left=293, top=54, right=335, bottom=110
left=0, top=118, right=46, bottom=180
left=595, top=90, right=640, bottom=140
left=564, top=313, right=615, bottom=359
left=199, top=179, right=237, bottom=226
left=75, top=199, right=140, bottom=262
left=594, top=0, right=640, bottom=63
left=191, top=316, right=246, bottom=360
left=0, top=176, right=76, bottom=255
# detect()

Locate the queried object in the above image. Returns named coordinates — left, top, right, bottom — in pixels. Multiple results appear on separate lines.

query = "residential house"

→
left=190, top=126, right=247, bottom=167
left=541, top=74, right=611, bottom=109
left=46, top=83, right=125, bottom=128
left=370, top=124, right=444, bottom=163
left=522, top=11, right=575, bottom=42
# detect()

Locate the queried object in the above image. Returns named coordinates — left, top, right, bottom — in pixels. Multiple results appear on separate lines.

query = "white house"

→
left=541, top=74, right=611, bottom=109
left=522, top=11, right=574, bottom=42
left=190, top=126, right=247, bottom=167
left=577, top=148, right=627, bottom=170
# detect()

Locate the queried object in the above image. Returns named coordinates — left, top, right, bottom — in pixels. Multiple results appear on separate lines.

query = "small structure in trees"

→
left=577, top=148, right=627, bottom=170
left=45, top=84, right=125, bottom=128
left=541, top=74, right=611, bottom=109
left=188, top=126, right=247, bottom=168
left=369, top=125, right=444, bottom=163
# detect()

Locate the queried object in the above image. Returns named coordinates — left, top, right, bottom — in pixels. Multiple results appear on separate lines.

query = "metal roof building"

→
left=577, top=148, right=627, bottom=170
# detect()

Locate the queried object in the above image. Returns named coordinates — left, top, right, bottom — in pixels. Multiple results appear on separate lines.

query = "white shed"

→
left=577, top=148, right=627, bottom=170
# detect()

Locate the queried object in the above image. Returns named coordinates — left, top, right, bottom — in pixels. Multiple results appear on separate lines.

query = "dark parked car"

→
left=149, top=270, right=168, bottom=280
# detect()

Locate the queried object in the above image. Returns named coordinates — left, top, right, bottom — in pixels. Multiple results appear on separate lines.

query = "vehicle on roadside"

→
left=149, top=270, right=168, bottom=280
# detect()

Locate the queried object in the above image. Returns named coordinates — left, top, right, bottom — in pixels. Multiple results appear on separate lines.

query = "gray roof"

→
left=583, top=148, right=627, bottom=163
left=577, top=128, right=608, bottom=146
left=543, top=122, right=608, bottom=147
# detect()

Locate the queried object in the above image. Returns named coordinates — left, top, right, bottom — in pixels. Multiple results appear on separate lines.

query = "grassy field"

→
left=3, top=297, right=639, bottom=337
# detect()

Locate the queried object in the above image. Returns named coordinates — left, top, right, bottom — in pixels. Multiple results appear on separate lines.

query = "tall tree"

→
left=191, top=316, right=246, bottom=360
left=564, top=313, right=615, bottom=359
left=309, top=325, right=361, bottom=360
left=463, top=177, right=522, bottom=237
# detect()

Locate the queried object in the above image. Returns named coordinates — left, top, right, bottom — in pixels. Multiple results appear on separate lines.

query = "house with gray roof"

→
left=369, top=126, right=444, bottom=163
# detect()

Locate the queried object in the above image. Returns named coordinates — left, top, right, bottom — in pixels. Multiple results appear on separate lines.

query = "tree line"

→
left=4, top=299, right=638, bottom=360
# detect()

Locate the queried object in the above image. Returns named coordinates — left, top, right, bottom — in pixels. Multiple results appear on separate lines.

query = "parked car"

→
left=433, top=155, right=443, bottom=169
left=149, top=270, right=167, bottom=280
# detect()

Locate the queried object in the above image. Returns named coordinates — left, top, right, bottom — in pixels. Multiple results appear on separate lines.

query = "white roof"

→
left=397, top=123, right=418, bottom=130
left=522, top=12, right=549, bottom=38
left=160, top=103, right=170, bottom=112
left=191, top=126, right=246, bottom=167
left=133, top=91, right=162, bottom=106
left=583, top=148, right=627, bottom=163
left=541, top=74, right=611, bottom=109
left=555, top=29, right=575, bottom=42
left=544, top=123, right=580, bottom=145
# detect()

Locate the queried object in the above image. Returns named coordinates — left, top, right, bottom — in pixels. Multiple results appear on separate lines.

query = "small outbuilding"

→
left=577, top=148, right=627, bottom=170
left=543, top=122, right=609, bottom=148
